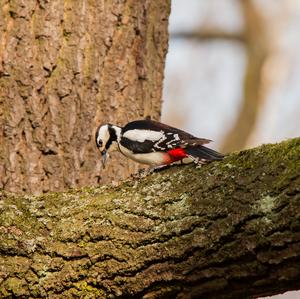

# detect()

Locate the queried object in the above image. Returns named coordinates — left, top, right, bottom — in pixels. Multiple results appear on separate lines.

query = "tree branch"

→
left=170, top=30, right=245, bottom=43
left=0, top=138, right=299, bottom=298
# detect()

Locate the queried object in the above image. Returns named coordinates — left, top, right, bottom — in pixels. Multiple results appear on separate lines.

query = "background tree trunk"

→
left=221, top=0, right=270, bottom=153
left=0, top=0, right=170, bottom=194
left=0, top=138, right=299, bottom=298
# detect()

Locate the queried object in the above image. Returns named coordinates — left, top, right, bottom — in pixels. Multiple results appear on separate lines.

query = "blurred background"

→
left=162, top=0, right=300, bottom=155
left=162, top=1, right=300, bottom=298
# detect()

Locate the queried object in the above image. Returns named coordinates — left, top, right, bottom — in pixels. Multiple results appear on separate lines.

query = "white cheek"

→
left=97, top=126, right=110, bottom=150
left=96, top=135, right=102, bottom=146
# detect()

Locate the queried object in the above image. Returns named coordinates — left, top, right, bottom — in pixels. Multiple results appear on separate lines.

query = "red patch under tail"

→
left=167, top=148, right=188, bottom=163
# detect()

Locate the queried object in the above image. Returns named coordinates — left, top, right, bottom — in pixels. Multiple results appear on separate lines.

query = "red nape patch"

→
left=167, top=148, right=188, bottom=161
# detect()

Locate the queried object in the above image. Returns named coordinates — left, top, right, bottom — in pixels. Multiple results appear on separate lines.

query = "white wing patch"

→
left=123, top=129, right=164, bottom=143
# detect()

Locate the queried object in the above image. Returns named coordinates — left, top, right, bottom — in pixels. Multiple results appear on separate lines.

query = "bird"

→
left=95, top=119, right=224, bottom=168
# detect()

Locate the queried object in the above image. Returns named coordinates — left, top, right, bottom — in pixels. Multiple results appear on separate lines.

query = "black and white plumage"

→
left=95, top=119, right=224, bottom=168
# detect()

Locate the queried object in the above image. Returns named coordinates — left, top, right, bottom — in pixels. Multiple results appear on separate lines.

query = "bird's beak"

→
left=101, top=150, right=107, bottom=169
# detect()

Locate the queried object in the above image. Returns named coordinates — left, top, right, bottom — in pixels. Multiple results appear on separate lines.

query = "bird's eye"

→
left=97, top=140, right=103, bottom=147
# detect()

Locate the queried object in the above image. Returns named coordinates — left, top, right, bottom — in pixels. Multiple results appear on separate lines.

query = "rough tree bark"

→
left=0, top=138, right=299, bottom=298
left=0, top=0, right=170, bottom=194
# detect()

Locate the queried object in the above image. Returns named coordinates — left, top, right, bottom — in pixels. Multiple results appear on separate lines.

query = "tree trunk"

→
left=0, top=138, right=299, bottom=298
left=221, top=0, right=270, bottom=153
left=0, top=0, right=170, bottom=194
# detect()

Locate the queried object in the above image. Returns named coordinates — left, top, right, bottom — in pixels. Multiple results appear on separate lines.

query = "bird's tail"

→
left=185, top=145, right=224, bottom=164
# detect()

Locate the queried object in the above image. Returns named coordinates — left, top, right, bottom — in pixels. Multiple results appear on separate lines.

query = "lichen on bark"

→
left=0, top=138, right=299, bottom=298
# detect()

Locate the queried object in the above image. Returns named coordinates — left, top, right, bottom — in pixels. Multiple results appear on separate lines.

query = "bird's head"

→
left=95, top=124, right=121, bottom=168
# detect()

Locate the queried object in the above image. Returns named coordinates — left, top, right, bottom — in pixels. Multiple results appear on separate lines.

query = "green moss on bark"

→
left=0, top=138, right=299, bottom=298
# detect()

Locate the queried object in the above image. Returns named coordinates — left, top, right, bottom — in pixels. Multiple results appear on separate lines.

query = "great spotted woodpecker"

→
left=95, top=119, right=223, bottom=168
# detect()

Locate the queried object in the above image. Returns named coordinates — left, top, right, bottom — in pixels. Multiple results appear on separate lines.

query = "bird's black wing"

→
left=120, top=119, right=211, bottom=154
left=120, top=137, right=156, bottom=154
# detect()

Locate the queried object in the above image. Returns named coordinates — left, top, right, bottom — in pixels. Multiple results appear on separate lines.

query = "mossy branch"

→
left=0, top=138, right=300, bottom=298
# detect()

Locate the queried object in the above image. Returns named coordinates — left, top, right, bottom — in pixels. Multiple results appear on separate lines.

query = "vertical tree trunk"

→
left=221, top=0, right=270, bottom=153
left=0, top=0, right=170, bottom=194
